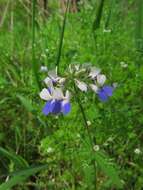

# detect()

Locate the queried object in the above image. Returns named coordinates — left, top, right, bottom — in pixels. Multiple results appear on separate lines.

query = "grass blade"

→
left=0, top=147, right=29, bottom=169
left=17, top=95, right=34, bottom=113
left=93, top=0, right=105, bottom=31
left=105, top=0, right=114, bottom=29
left=0, top=164, right=49, bottom=190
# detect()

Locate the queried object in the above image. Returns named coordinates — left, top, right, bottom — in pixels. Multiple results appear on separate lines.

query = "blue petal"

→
left=98, top=89, right=108, bottom=102
left=47, top=87, right=52, bottom=94
left=42, top=100, right=52, bottom=115
left=51, top=100, right=61, bottom=114
left=61, top=101, right=71, bottom=115
left=103, top=86, right=113, bottom=97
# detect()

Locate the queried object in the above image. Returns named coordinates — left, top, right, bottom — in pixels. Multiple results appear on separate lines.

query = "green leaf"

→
left=0, top=147, right=29, bottom=169
left=0, top=164, right=49, bottom=190
left=93, top=0, right=105, bottom=31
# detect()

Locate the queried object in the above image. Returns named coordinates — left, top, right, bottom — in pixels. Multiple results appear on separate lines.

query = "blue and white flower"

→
left=40, top=87, right=71, bottom=116
left=97, top=85, right=114, bottom=102
left=39, top=64, right=115, bottom=117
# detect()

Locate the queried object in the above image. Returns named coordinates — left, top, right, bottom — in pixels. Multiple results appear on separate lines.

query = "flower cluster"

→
left=39, top=68, right=71, bottom=116
left=69, top=64, right=114, bottom=102
left=39, top=64, right=114, bottom=116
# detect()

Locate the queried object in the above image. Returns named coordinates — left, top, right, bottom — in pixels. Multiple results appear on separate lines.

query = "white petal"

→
left=75, top=80, right=87, bottom=92
left=65, top=90, right=70, bottom=100
left=40, top=66, right=48, bottom=72
left=48, top=68, right=57, bottom=79
left=97, top=74, right=106, bottom=86
left=75, top=64, right=80, bottom=71
left=39, top=88, right=52, bottom=101
left=89, top=67, right=101, bottom=79
left=53, top=88, right=64, bottom=100
left=58, top=77, right=66, bottom=84
left=44, top=77, right=53, bottom=87
left=89, top=84, right=98, bottom=93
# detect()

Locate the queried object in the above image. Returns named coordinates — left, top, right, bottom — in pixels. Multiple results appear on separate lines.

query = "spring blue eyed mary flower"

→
left=97, top=85, right=114, bottom=102
left=89, top=71, right=114, bottom=102
left=39, top=64, right=114, bottom=117
left=96, top=74, right=113, bottom=102
left=39, top=87, right=71, bottom=116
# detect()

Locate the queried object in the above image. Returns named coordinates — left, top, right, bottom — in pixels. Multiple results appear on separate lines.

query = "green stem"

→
left=56, top=0, right=70, bottom=74
left=73, top=82, right=97, bottom=190
left=32, top=0, right=40, bottom=90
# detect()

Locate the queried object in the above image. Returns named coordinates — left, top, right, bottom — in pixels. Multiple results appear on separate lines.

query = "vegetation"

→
left=0, top=0, right=143, bottom=189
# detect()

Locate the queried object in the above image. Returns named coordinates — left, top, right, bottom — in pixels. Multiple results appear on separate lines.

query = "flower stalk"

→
left=73, top=82, right=97, bottom=190
left=56, top=0, right=70, bottom=74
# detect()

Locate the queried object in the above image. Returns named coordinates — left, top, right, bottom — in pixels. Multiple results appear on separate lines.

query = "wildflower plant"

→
left=39, top=63, right=119, bottom=189
left=39, top=64, right=114, bottom=116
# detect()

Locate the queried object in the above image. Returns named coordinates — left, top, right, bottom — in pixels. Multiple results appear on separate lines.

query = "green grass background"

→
left=0, top=0, right=143, bottom=189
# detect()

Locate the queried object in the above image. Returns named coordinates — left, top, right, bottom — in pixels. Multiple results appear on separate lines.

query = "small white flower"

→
left=113, top=82, right=118, bottom=88
left=120, top=62, right=128, bottom=68
left=87, top=120, right=91, bottom=126
left=75, top=79, right=88, bottom=92
left=134, top=148, right=141, bottom=155
left=103, top=29, right=111, bottom=33
left=40, top=66, right=48, bottom=72
left=97, top=74, right=106, bottom=86
left=93, top=145, right=100, bottom=151
left=47, top=147, right=54, bottom=153
left=89, top=67, right=101, bottom=79
left=89, top=84, right=98, bottom=93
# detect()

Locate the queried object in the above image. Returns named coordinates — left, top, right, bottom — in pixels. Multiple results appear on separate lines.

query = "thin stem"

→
left=32, top=0, right=40, bottom=90
left=56, top=0, right=70, bottom=74
left=73, top=82, right=97, bottom=190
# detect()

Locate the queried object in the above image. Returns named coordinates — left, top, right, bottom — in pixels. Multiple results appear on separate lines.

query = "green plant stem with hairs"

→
left=56, top=0, right=70, bottom=74
left=73, top=82, right=97, bottom=190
